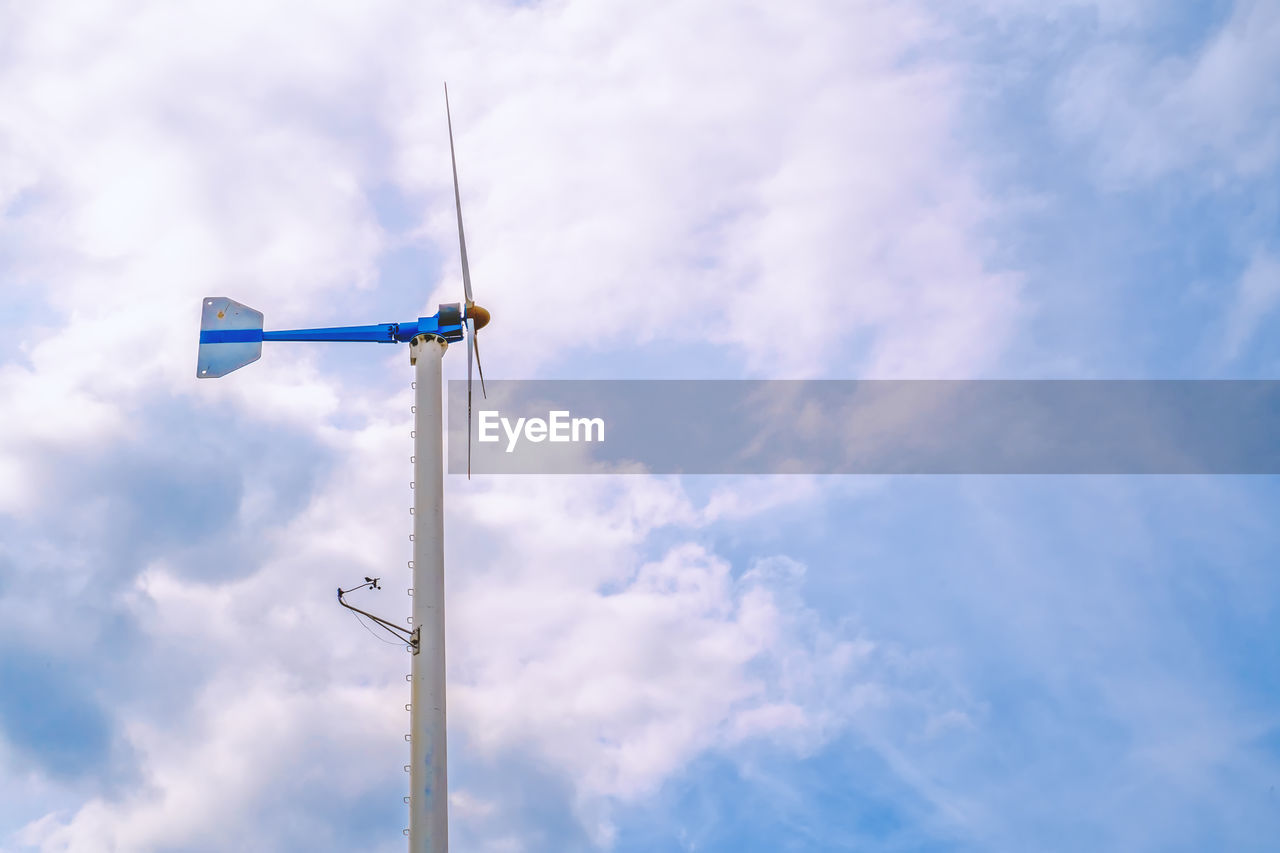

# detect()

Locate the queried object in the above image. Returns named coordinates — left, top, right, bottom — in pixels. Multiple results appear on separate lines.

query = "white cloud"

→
left=450, top=540, right=865, bottom=801
left=1222, top=246, right=1280, bottom=361
left=15, top=676, right=409, bottom=853
left=5, top=0, right=1272, bottom=845
left=0, top=0, right=1019, bottom=513
left=16, top=457, right=877, bottom=849
left=1053, top=0, right=1280, bottom=184
left=0, top=0, right=1031, bottom=848
left=385, top=1, right=1020, bottom=377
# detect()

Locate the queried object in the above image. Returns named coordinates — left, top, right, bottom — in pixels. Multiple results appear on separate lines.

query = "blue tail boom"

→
left=197, top=298, right=466, bottom=378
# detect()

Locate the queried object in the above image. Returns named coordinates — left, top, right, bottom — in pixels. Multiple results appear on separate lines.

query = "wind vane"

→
left=197, top=83, right=485, bottom=853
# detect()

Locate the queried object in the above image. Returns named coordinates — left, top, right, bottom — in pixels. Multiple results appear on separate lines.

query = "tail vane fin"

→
left=197, top=297, right=264, bottom=378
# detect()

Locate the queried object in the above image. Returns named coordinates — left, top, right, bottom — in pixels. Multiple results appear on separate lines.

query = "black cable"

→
left=349, top=609, right=403, bottom=647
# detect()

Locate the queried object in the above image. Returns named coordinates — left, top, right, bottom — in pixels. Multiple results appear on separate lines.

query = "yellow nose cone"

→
left=469, top=304, right=491, bottom=330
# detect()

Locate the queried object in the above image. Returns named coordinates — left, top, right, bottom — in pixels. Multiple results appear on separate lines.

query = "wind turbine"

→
left=197, top=83, right=486, bottom=853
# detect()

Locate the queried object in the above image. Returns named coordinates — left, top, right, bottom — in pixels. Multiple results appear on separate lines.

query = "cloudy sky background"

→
left=2, top=1, right=1279, bottom=850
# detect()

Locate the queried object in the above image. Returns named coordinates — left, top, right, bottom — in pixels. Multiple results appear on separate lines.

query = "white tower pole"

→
left=409, top=333, right=449, bottom=852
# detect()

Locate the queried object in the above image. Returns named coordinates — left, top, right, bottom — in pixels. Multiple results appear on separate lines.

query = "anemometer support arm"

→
left=337, top=579, right=420, bottom=651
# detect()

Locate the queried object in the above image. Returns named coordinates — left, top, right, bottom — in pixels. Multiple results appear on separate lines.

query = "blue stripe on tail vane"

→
left=200, top=329, right=264, bottom=344
left=196, top=297, right=465, bottom=378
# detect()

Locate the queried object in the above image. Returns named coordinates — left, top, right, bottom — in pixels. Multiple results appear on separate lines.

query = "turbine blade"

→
left=473, top=329, right=487, bottom=399
left=444, top=82, right=474, bottom=306
left=466, top=316, right=474, bottom=479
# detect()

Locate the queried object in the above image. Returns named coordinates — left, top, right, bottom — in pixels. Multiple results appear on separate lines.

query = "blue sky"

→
left=2, top=1, right=1279, bottom=851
